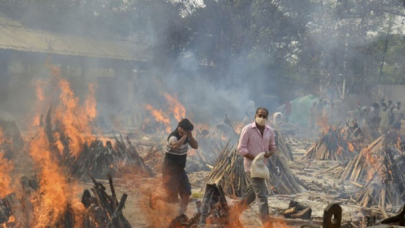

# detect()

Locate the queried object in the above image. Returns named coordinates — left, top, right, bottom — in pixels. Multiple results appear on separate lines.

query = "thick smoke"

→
left=0, top=0, right=404, bottom=131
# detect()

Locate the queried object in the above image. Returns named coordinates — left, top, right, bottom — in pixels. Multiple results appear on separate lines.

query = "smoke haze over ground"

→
left=0, top=0, right=405, bottom=130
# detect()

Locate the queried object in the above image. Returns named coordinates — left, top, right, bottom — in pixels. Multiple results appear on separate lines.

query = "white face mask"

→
left=255, top=117, right=267, bottom=126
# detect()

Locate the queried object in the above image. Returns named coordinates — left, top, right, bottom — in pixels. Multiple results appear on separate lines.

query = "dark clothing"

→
left=163, top=151, right=187, bottom=170
left=239, top=172, right=270, bottom=223
left=162, top=150, right=191, bottom=213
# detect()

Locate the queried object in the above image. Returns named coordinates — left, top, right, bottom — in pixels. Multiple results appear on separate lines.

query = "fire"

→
left=361, top=147, right=380, bottom=182
left=36, top=81, right=45, bottom=102
left=0, top=126, right=4, bottom=145
left=348, top=142, right=355, bottom=152
left=28, top=129, right=82, bottom=227
left=49, top=66, right=94, bottom=157
left=221, top=134, right=227, bottom=142
left=163, top=93, right=186, bottom=122
left=234, top=122, right=245, bottom=134
left=144, top=104, right=171, bottom=133
left=84, top=83, right=97, bottom=121
left=317, top=115, right=329, bottom=133
left=0, top=152, right=13, bottom=198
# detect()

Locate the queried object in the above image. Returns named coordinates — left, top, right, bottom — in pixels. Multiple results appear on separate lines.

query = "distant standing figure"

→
left=309, top=102, right=317, bottom=129
left=283, top=101, right=292, bottom=122
left=380, top=103, right=390, bottom=134
left=393, top=102, right=403, bottom=130
left=316, top=99, right=324, bottom=128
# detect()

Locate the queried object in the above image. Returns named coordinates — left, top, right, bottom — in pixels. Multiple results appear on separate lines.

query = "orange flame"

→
left=144, top=104, right=171, bottom=133
left=317, top=115, right=329, bottom=133
left=28, top=129, right=82, bottom=227
left=84, top=83, right=97, bottom=121
left=0, top=152, right=13, bottom=198
left=49, top=66, right=94, bottom=157
left=361, top=147, right=379, bottom=182
left=0, top=126, right=4, bottom=145
left=163, top=93, right=186, bottom=122
left=348, top=142, right=355, bottom=152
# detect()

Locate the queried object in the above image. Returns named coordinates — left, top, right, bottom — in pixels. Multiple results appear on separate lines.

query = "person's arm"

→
left=187, top=131, right=198, bottom=149
left=265, top=130, right=277, bottom=158
left=238, top=126, right=255, bottom=160
left=170, top=135, right=188, bottom=150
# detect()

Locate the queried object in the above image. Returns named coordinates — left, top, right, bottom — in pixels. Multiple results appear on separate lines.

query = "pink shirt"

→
left=238, top=122, right=277, bottom=172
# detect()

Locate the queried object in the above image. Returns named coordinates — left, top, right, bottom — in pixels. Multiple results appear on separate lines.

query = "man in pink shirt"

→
left=236, top=107, right=277, bottom=225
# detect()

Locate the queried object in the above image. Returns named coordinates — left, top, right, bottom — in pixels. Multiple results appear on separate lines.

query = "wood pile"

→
left=142, top=146, right=164, bottom=173
left=330, top=133, right=404, bottom=182
left=328, top=132, right=405, bottom=208
left=83, top=175, right=132, bottom=228
left=63, top=136, right=153, bottom=180
left=206, top=144, right=305, bottom=197
left=1, top=175, right=132, bottom=228
left=275, top=129, right=294, bottom=161
left=362, top=121, right=381, bottom=144
left=199, top=184, right=242, bottom=227
left=205, top=143, right=246, bottom=197
left=355, top=147, right=405, bottom=208
left=302, top=126, right=357, bottom=162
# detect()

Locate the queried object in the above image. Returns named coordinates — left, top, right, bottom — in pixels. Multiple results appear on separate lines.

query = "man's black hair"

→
left=178, top=118, right=194, bottom=131
left=167, top=118, right=194, bottom=142
left=255, top=107, right=269, bottom=116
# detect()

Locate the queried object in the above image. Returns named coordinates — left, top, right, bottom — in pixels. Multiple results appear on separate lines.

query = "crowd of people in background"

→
left=354, top=99, right=404, bottom=135
left=308, top=98, right=404, bottom=135
left=308, top=98, right=337, bottom=130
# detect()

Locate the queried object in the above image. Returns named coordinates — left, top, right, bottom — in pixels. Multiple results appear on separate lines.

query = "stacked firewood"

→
left=63, top=136, right=153, bottom=180
left=0, top=175, right=132, bottom=228
left=302, top=126, right=356, bottom=162
left=362, top=121, right=381, bottom=144
left=205, top=144, right=246, bottom=197
left=83, top=175, right=132, bottom=228
left=356, top=147, right=405, bottom=208
left=328, top=132, right=405, bottom=208
left=142, top=146, right=164, bottom=173
left=206, top=144, right=305, bottom=197
left=275, top=129, right=294, bottom=161
left=330, top=133, right=404, bottom=182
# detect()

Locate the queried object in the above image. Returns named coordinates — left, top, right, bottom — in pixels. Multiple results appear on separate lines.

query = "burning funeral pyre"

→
left=62, top=136, right=154, bottom=180
left=0, top=174, right=131, bottom=228
left=0, top=66, right=136, bottom=228
left=302, top=126, right=358, bottom=162
left=329, top=132, right=405, bottom=208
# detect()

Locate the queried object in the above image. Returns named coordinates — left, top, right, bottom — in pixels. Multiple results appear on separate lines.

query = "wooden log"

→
left=350, top=181, right=363, bottom=188
left=378, top=205, right=388, bottom=219
left=291, top=207, right=312, bottom=220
